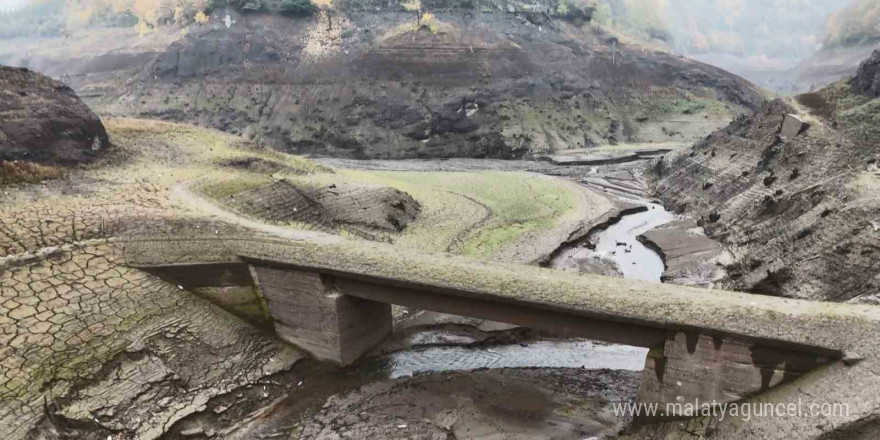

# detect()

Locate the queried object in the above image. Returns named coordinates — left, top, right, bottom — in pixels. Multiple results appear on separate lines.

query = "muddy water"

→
left=589, top=202, right=674, bottom=282
left=549, top=201, right=676, bottom=282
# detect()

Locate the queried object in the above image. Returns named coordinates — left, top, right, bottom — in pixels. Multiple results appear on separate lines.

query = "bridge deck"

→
left=120, top=233, right=879, bottom=356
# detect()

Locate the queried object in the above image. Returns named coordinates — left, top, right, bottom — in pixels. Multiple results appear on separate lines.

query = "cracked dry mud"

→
left=0, top=119, right=313, bottom=440
left=1, top=116, right=630, bottom=440
left=0, top=240, right=302, bottom=440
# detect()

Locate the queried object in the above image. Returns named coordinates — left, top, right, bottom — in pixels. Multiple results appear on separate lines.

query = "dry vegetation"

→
left=0, top=161, right=66, bottom=185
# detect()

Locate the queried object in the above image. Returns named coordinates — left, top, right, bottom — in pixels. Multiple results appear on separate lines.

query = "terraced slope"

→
left=651, top=51, right=880, bottom=302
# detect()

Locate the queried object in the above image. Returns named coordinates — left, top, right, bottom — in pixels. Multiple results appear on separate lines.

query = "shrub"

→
left=281, top=0, right=315, bottom=15
left=241, top=0, right=266, bottom=12
left=194, top=10, right=209, bottom=23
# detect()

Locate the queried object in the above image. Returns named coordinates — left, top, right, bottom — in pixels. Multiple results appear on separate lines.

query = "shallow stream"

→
left=551, top=200, right=675, bottom=282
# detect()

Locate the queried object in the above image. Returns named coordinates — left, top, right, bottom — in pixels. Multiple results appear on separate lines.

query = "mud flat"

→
left=637, top=219, right=731, bottom=286
left=164, top=321, right=645, bottom=440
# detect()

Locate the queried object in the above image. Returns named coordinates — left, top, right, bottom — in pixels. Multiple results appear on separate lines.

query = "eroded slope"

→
left=3, top=5, right=764, bottom=159
left=651, top=51, right=880, bottom=302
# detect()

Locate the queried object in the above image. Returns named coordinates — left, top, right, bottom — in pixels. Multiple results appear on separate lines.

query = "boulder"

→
left=780, top=114, right=808, bottom=138
left=0, top=66, right=109, bottom=166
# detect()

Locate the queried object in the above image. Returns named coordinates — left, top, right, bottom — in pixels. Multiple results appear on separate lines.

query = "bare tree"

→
left=401, top=0, right=422, bottom=28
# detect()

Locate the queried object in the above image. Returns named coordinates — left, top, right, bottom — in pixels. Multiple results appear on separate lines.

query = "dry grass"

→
left=0, top=161, right=66, bottom=186
left=106, top=117, right=331, bottom=176
left=98, top=117, right=609, bottom=263
left=198, top=175, right=274, bottom=200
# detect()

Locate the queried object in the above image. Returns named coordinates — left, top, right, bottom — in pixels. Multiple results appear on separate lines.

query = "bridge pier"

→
left=249, top=265, right=392, bottom=365
left=636, top=331, right=825, bottom=421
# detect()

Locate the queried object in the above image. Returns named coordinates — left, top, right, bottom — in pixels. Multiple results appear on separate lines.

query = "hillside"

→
left=651, top=50, right=880, bottom=303
left=764, top=41, right=880, bottom=95
left=0, top=3, right=765, bottom=160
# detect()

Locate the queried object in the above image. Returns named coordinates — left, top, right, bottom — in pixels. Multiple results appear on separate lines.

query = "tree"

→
left=401, top=0, right=421, bottom=28
left=194, top=10, right=209, bottom=23
left=312, top=0, right=332, bottom=30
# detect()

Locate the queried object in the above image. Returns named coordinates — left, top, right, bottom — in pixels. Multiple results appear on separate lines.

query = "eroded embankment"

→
left=651, top=78, right=880, bottom=301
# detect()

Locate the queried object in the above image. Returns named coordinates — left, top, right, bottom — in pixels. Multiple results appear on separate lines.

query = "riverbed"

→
left=549, top=200, right=676, bottom=282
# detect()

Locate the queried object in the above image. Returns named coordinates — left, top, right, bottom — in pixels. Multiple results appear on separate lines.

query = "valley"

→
left=1, top=1, right=879, bottom=440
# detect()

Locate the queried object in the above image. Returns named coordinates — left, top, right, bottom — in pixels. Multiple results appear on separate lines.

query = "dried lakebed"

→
left=184, top=158, right=726, bottom=440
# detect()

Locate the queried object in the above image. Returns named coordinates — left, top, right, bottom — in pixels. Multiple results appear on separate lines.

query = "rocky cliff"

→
left=0, top=66, right=109, bottom=167
left=852, top=49, right=880, bottom=97
left=6, top=6, right=765, bottom=160
left=651, top=50, right=880, bottom=303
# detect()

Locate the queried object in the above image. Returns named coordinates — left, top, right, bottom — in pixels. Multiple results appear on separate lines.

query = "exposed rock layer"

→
left=852, top=50, right=880, bottom=98
left=651, top=54, right=880, bottom=302
left=225, top=180, right=420, bottom=238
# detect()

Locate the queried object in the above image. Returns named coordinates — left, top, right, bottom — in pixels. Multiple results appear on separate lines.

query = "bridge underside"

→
left=142, top=259, right=830, bottom=418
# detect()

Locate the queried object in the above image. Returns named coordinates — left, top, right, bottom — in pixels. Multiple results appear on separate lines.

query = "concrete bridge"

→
left=120, top=232, right=877, bottom=425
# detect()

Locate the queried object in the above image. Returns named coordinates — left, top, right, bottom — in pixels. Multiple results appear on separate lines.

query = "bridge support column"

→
left=636, top=331, right=824, bottom=422
left=249, top=265, right=392, bottom=365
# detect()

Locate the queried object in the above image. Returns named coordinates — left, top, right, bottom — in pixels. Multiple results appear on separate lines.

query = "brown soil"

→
left=298, top=368, right=638, bottom=440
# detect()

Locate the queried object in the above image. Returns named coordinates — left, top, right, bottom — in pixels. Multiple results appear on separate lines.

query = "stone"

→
left=781, top=114, right=808, bottom=138
left=0, top=66, right=109, bottom=165
left=852, top=49, right=880, bottom=98
left=842, top=353, right=866, bottom=366
left=250, top=266, right=392, bottom=365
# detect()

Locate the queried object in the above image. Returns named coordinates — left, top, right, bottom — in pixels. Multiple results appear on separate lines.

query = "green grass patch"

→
left=838, top=99, right=880, bottom=140
left=199, top=175, right=273, bottom=200
left=288, top=170, right=578, bottom=256
left=643, top=93, right=731, bottom=118
left=818, top=81, right=880, bottom=140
